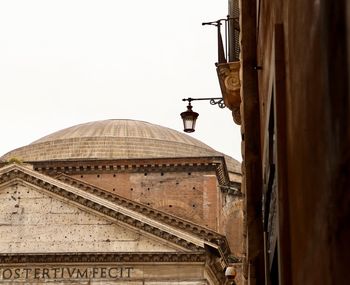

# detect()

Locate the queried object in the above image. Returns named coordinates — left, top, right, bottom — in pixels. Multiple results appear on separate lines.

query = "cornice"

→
left=0, top=156, right=241, bottom=187
left=25, top=156, right=238, bottom=185
left=29, top=156, right=235, bottom=192
left=30, top=157, right=220, bottom=172
left=0, top=252, right=207, bottom=264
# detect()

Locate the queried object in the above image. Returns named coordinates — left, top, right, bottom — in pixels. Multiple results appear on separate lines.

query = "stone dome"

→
left=1, top=119, right=240, bottom=173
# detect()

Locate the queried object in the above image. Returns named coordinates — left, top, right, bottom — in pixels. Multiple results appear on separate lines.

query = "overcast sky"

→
left=0, top=0, right=242, bottom=161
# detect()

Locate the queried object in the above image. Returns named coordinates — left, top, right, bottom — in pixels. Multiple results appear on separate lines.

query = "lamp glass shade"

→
left=180, top=104, right=199, bottom=133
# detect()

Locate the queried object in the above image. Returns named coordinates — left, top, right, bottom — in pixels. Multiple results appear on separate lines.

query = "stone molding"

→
left=27, top=156, right=235, bottom=189
left=0, top=252, right=207, bottom=264
left=0, top=156, right=242, bottom=185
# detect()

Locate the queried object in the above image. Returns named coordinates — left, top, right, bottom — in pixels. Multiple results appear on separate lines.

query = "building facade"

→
left=210, top=0, right=350, bottom=284
left=0, top=119, right=243, bottom=285
left=217, top=0, right=350, bottom=284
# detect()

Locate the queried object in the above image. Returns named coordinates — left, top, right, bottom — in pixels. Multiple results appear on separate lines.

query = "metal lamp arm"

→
left=182, top=97, right=226, bottom=109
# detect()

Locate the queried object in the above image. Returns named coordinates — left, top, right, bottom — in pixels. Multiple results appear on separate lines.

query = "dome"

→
left=1, top=119, right=240, bottom=173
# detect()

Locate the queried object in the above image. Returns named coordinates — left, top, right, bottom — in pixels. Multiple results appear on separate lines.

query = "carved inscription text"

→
left=0, top=266, right=133, bottom=281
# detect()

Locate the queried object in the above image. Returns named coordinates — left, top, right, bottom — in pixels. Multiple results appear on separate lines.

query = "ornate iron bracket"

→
left=182, top=97, right=226, bottom=109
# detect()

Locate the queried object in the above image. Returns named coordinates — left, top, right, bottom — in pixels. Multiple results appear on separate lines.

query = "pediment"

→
left=0, top=182, right=181, bottom=254
left=0, top=164, right=228, bottom=255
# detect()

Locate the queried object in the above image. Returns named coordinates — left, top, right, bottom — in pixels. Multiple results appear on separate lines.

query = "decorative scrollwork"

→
left=209, top=98, right=226, bottom=108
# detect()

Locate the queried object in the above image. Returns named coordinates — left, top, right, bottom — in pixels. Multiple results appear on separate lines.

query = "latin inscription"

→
left=0, top=266, right=133, bottom=281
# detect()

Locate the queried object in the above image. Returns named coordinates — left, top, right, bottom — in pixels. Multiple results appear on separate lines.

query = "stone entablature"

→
left=0, top=252, right=207, bottom=264
left=25, top=156, right=239, bottom=185
left=0, top=262, right=211, bottom=284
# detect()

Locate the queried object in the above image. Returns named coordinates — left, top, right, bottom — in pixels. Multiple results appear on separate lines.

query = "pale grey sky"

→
left=0, top=0, right=242, bottom=161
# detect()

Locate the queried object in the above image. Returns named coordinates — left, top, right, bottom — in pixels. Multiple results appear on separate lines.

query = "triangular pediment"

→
left=0, top=164, right=228, bottom=255
left=0, top=181, right=181, bottom=254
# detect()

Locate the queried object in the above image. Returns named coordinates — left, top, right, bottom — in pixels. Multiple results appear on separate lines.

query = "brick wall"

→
left=72, top=169, right=244, bottom=256
left=73, top=170, right=219, bottom=231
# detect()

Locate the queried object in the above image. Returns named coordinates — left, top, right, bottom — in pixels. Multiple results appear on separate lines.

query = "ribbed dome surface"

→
left=1, top=119, right=240, bottom=172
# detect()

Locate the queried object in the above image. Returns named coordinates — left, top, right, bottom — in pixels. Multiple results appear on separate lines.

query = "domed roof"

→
left=1, top=119, right=240, bottom=173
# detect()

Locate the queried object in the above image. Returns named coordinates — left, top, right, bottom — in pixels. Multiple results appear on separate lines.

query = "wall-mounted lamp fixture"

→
left=180, top=97, right=226, bottom=133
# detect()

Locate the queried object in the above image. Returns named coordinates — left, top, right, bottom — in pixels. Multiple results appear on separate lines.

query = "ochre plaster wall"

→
left=255, top=0, right=350, bottom=284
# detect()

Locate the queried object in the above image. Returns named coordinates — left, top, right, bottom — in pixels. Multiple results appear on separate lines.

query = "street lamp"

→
left=180, top=102, right=199, bottom=133
left=180, top=97, right=226, bottom=133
